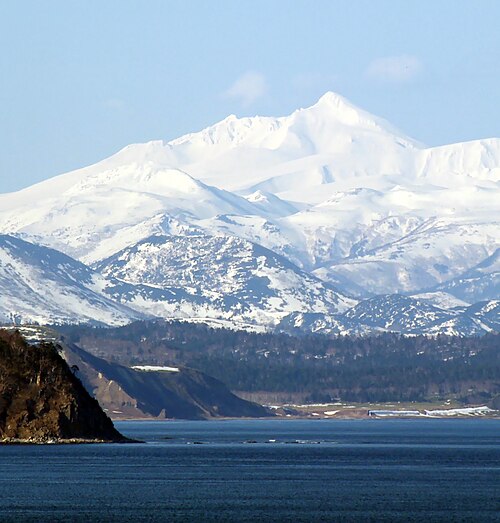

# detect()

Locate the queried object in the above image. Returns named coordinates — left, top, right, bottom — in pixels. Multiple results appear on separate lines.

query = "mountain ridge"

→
left=0, top=92, right=498, bottom=333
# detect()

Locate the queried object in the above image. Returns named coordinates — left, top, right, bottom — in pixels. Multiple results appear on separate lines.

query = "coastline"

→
left=109, top=405, right=499, bottom=422
left=0, top=436, right=141, bottom=445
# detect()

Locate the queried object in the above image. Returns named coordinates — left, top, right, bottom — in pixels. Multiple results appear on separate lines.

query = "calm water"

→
left=0, top=419, right=498, bottom=522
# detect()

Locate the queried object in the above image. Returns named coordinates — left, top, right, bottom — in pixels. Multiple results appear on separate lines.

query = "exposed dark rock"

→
left=0, top=329, right=130, bottom=443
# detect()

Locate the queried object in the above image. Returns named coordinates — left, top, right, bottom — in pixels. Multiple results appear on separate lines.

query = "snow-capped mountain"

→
left=0, top=235, right=143, bottom=326
left=0, top=92, right=498, bottom=332
left=341, top=294, right=455, bottom=333
left=277, top=297, right=499, bottom=336
left=95, top=234, right=354, bottom=326
left=0, top=165, right=262, bottom=264
left=0, top=233, right=497, bottom=335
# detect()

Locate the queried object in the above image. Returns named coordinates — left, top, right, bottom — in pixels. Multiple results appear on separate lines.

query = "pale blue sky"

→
left=1, top=1, right=499, bottom=192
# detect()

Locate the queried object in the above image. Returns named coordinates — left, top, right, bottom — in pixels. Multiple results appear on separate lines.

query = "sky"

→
left=1, top=0, right=499, bottom=193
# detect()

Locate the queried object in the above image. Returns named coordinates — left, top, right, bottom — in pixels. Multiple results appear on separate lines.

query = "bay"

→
left=0, top=419, right=498, bottom=522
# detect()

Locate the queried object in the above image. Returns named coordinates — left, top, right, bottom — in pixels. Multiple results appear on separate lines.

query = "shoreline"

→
left=111, top=413, right=500, bottom=422
left=0, top=437, right=141, bottom=445
left=109, top=402, right=498, bottom=422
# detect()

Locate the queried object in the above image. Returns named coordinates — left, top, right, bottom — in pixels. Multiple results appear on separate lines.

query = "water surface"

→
left=0, top=419, right=498, bottom=522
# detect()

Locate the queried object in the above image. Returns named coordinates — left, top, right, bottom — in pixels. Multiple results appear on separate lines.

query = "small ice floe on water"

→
left=131, top=365, right=180, bottom=372
left=285, top=440, right=321, bottom=445
left=263, top=439, right=322, bottom=445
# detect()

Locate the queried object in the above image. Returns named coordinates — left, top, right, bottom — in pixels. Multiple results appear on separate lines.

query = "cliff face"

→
left=64, top=342, right=270, bottom=420
left=0, top=329, right=128, bottom=443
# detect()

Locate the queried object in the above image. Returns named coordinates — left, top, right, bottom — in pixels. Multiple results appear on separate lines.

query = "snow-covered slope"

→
left=341, top=294, right=454, bottom=333
left=0, top=233, right=496, bottom=335
left=0, top=92, right=498, bottom=330
left=95, top=234, right=355, bottom=325
left=0, top=166, right=262, bottom=264
left=277, top=296, right=499, bottom=336
left=435, top=248, right=500, bottom=302
left=0, top=235, right=143, bottom=326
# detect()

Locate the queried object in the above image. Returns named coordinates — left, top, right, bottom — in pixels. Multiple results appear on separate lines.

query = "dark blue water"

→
left=0, top=419, right=498, bottom=522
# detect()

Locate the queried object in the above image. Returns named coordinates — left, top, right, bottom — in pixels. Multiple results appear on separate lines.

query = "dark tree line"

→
left=58, top=320, right=500, bottom=403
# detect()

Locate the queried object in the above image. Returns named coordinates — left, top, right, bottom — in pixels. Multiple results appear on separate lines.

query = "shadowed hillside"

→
left=64, top=342, right=270, bottom=420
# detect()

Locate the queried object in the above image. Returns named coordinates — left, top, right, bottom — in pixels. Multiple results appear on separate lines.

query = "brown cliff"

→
left=64, top=342, right=270, bottom=420
left=0, top=329, right=129, bottom=443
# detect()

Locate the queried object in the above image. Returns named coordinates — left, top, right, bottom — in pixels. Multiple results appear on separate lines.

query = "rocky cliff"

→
left=0, top=329, right=129, bottom=443
left=64, top=342, right=269, bottom=420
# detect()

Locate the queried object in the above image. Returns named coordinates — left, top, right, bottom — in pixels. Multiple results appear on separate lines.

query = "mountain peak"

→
left=303, top=91, right=382, bottom=129
left=315, top=91, right=354, bottom=108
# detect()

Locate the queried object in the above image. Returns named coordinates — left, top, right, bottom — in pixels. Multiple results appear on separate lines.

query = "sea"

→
left=0, top=419, right=498, bottom=522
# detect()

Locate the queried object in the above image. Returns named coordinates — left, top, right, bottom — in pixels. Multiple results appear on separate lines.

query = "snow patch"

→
left=131, top=365, right=180, bottom=373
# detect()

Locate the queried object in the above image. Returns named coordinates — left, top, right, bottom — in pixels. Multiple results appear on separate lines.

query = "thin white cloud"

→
left=224, top=71, right=268, bottom=107
left=366, top=55, right=423, bottom=83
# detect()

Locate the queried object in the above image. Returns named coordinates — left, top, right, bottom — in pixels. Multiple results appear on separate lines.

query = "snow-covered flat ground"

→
left=424, top=406, right=495, bottom=417
left=131, top=365, right=180, bottom=373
